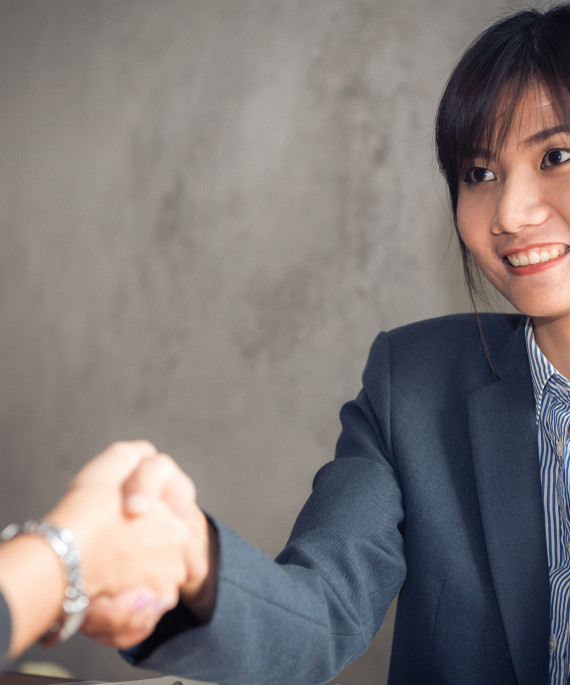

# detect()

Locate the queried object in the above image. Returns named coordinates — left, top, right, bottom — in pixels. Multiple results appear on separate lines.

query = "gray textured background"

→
left=0, top=0, right=524, bottom=682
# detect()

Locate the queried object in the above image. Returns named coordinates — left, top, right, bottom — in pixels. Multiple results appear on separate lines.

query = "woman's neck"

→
left=533, top=315, right=570, bottom=380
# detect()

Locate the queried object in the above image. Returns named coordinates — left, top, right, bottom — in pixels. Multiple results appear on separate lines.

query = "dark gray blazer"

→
left=125, top=313, right=550, bottom=685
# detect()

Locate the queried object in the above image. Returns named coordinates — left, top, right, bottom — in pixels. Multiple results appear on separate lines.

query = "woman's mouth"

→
left=505, top=245, right=570, bottom=267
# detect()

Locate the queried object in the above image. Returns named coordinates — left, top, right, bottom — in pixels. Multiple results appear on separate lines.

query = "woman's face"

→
left=457, top=87, right=570, bottom=322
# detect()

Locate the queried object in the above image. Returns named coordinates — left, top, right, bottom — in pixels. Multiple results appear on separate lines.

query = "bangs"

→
left=456, top=76, right=570, bottom=180
left=436, top=5, right=570, bottom=216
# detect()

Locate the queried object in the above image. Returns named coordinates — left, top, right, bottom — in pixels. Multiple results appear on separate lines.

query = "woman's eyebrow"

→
left=524, top=124, right=570, bottom=146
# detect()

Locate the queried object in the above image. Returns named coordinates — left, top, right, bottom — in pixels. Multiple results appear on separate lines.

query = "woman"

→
left=88, top=4, right=570, bottom=684
left=0, top=440, right=213, bottom=665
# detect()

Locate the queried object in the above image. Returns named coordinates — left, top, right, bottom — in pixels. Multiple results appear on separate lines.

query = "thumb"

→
left=122, top=453, right=197, bottom=519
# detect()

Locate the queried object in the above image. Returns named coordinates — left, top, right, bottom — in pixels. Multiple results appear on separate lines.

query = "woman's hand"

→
left=79, top=445, right=219, bottom=648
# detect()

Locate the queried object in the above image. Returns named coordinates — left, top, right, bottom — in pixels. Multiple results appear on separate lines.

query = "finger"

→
left=83, top=588, right=172, bottom=637
left=70, top=440, right=159, bottom=490
left=100, top=440, right=160, bottom=476
left=122, top=454, right=197, bottom=518
left=156, top=459, right=197, bottom=519
left=106, top=440, right=158, bottom=457
left=86, top=626, right=158, bottom=649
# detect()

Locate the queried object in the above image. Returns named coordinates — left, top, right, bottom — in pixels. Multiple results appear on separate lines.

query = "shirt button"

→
left=557, top=440, right=564, bottom=460
left=550, top=634, right=557, bottom=655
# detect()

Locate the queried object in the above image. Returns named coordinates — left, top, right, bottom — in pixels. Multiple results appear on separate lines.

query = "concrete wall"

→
left=0, top=0, right=524, bottom=682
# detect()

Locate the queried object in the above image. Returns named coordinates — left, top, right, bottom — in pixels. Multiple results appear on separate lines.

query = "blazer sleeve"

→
left=123, top=333, right=406, bottom=685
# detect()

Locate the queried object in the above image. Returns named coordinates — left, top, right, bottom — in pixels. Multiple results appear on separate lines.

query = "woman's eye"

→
left=463, top=167, right=496, bottom=184
left=541, top=149, right=570, bottom=168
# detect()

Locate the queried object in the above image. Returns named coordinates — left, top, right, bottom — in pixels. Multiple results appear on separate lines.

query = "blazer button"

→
left=550, top=634, right=557, bottom=656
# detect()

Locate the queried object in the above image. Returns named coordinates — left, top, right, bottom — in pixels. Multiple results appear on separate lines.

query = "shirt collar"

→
left=525, top=317, right=558, bottom=422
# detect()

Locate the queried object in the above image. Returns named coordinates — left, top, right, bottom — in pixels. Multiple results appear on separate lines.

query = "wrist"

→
left=0, top=534, right=64, bottom=657
left=46, top=487, right=115, bottom=598
left=0, top=520, right=90, bottom=645
left=180, top=518, right=219, bottom=623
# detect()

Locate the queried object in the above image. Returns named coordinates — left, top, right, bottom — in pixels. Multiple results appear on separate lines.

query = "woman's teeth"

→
left=506, top=247, right=569, bottom=267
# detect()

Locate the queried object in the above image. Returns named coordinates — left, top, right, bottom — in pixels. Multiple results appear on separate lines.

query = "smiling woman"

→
left=42, top=4, right=570, bottom=685
left=73, top=5, right=570, bottom=685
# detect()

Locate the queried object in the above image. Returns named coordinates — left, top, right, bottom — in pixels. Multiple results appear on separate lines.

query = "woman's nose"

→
left=491, top=171, right=548, bottom=234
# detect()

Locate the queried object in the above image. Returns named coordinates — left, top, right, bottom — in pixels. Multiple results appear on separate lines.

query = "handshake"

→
left=0, top=441, right=218, bottom=660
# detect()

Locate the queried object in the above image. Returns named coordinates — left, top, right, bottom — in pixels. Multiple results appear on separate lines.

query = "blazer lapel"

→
left=468, top=323, right=550, bottom=685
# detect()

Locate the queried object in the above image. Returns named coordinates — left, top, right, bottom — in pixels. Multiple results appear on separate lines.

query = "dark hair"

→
left=436, top=3, right=570, bottom=303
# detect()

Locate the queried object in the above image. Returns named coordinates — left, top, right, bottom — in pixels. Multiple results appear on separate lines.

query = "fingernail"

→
left=134, top=592, right=155, bottom=610
left=126, top=494, right=152, bottom=514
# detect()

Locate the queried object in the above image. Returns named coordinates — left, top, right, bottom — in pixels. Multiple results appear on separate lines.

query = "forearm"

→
left=124, top=520, right=366, bottom=685
left=124, top=449, right=406, bottom=684
left=0, top=534, right=65, bottom=658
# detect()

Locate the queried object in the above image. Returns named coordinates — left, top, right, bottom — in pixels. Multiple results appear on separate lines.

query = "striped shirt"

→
left=526, top=319, right=570, bottom=685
